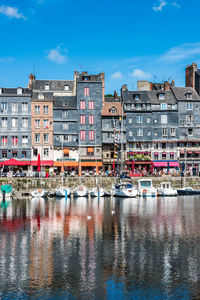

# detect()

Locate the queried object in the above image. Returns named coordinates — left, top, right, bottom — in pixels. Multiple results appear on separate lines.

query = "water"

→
left=0, top=196, right=200, bottom=299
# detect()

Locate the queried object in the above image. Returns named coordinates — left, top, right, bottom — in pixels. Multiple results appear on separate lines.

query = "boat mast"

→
left=61, top=135, right=64, bottom=186
left=120, top=99, right=124, bottom=174
left=95, top=130, right=98, bottom=186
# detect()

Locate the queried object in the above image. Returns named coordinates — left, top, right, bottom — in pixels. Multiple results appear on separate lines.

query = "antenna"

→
left=33, top=65, right=36, bottom=76
left=131, top=84, right=134, bottom=90
left=153, top=75, right=157, bottom=82
left=78, top=63, right=82, bottom=73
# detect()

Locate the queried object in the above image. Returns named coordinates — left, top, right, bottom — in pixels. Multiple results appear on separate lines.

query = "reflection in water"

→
left=0, top=196, right=200, bottom=298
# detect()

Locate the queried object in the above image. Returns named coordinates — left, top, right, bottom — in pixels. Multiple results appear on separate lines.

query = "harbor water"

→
left=0, top=196, right=200, bottom=299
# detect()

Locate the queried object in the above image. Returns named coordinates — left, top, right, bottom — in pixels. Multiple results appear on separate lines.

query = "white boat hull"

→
left=30, top=189, right=48, bottom=198
left=158, top=189, right=177, bottom=196
left=90, top=187, right=105, bottom=197
left=55, top=187, right=71, bottom=197
left=114, top=188, right=138, bottom=198
left=73, top=186, right=88, bottom=197
left=138, top=188, right=157, bottom=197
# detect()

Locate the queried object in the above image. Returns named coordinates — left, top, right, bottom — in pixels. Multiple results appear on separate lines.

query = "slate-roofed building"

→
left=172, top=86, right=200, bottom=172
left=101, top=92, right=126, bottom=172
left=0, top=87, right=31, bottom=168
left=75, top=71, right=104, bottom=174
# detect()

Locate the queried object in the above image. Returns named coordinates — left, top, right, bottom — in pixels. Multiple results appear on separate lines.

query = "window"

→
left=17, top=88, right=22, bottom=95
left=160, top=103, right=167, bottom=110
left=154, top=153, right=158, bottom=160
left=22, top=136, right=28, bottom=146
left=35, top=105, right=40, bottom=114
left=45, top=84, right=49, bottom=90
left=64, top=85, right=69, bottom=91
left=186, top=92, right=192, bottom=99
left=188, top=128, right=193, bottom=136
left=12, top=151, right=18, bottom=158
left=33, top=149, right=38, bottom=156
left=43, top=105, right=48, bottom=114
left=89, top=115, right=94, bottom=124
left=35, top=133, right=40, bottom=143
left=162, top=153, right=166, bottom=160
left=162, top=128, right=168, bottom=136
left=12, top=102, right=18, bottom=112
left=128, top=118, right=132, bottom=124
left=137, top=128, right=143, bottom=136
left=43, top=119, right=49, bottom=128
left=147, top=130, right=151, bottom=136
left=43, top=148, right=49, bottom=156
left=111, top=107, right=116, bottom=114
left=12, top=136, right=18, bottom=146
left=2, top=151, right=7, bottom=158
left=129, top=131, right=132, bottom=137
left=172, top=104, right=176, bottom=110
left=22, top=102, right=28, bottom=112
left=2, top=136, right=7, bottom=146
left=38, top=93, right=44, bottom=100
left=159, top=93, right=165, bottom=100
left=186, top=102, right=193, bottom=110
left=62, top=111, right=67, bottom=118
left=35, top=119, right=40, bottom=128
left=84, top=87, right=90, bottom=96
left=80, top=101, right=86, bottom=110
left=88, top=101, right=94, bottom=110
left=80, top=130, right=86, bottom=140
left=170, top=128, right=176, bottom=137
left=137, top=115, right=143, bottom=123
left=1, top=102, right=7, bottom=112
left=12, top=118, right=18, bottom=128
left=22, top=118, right=28, bottom=128
left=22, top=151, right=27, bottom=158
left=170, top=153, right=174, bottom=160
left=135, top=103, right=141, bottom=110
left=146, top=118, right=150, bottom=123
left=161, top=115, right=167, bottom=124
left=80, top=115, right=86, bottom=125
left=89, top=130, right=94, bottom=140
left=134, top=94, right=140, bottom=100
left=154, top=143, right=159, bottom=149
left=63, top=123, right=68, bottom=130
left=73, top=136, right=77, bottom=142
left=44, top=134, right=49, bottom=143
left=2, top=118, right=7, bottom=128
left=186, top=115, right=193, bottom=123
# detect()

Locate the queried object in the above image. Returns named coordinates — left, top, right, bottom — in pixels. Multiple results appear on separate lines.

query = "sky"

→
left=0, top=0, right=200, bottom=93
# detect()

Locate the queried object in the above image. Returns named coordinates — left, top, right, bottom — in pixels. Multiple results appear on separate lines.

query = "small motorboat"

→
left=55, top=187, right=71, bottom=198
left=113, top=180, right=138, bottom=198
left=30, top=188, right=48, bottom=198
left=177, top=187, right=200, bottom=195
left=0, top=184, right=13, bottom=200
left=138, top=179, right=157, bottom=197
left=158, top=182, right=177, bottom=196
left=73, top=185, right=88, bottom=197
left=90, top=187, right=105, bottom=197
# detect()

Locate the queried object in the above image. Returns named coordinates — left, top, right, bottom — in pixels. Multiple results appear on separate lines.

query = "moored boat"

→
left=138, top=179, right=157, bottom=197
left=30, top=188, right=48, bottom=198
left=55, top=187, right=71, bottom=198
left=73, top=185, right=88, bottom=197
left=0, top=184, right=13, bottom=200
left=177, top=187, right=200, bottom=195
left=113, top=180, right=138, bottom=198
left=90, top=187, right=105, bottom=197
left=158, top=182, right=177, bottom=196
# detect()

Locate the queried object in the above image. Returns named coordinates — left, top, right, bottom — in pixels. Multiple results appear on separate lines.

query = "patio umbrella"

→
left=151, top=161, right=154, bottom=174
left=132, top=161, right=135, bottom=172
left=37, top=154, right=41, bottom=172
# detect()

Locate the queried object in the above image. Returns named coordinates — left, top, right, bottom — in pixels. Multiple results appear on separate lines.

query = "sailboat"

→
left=30, top=153, right=48, bottom=198
left=55, top=136, right=71, bottom=198
left=73, top=138, right=88, bottom=198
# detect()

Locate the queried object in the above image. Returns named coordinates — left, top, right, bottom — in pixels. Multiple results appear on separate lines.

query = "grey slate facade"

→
left=0, top=88, right=31, bottom=161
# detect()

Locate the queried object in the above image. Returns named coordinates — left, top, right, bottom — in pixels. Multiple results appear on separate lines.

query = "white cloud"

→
left=110, top=71, right=122, bottom=79
left=47, top=47, right=67, bottom=64
left=0, top=5, right=26, bottom=20
left=0, top=57, right=14, bottom=63
left=152, top=0, right=180, bottom=11
left=131, top=69, right=151, bottom=79
left=153, top=0, right=167, bottom=11
left=160, top=42, right=200, bottom=62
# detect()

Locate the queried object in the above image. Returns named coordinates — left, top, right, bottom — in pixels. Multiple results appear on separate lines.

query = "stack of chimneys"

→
left=29, top=73, right=35, bottom=89
left=185, top=63, right=197, bottom=89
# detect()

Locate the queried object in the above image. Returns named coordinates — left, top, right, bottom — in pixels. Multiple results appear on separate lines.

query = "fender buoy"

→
left=143, top=189, right=147, bottom=194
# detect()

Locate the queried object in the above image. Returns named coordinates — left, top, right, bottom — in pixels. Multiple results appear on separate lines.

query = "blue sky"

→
left=0, top=0, right=200, bottom=93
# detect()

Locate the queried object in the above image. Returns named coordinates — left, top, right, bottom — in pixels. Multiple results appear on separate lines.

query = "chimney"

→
left=28, top=73, right=35, bottom=89
left=73, top=70, right=79, bottom=96
left=185, top=63, right=197, bottom=88
left=137, top=80, right=151, bottom=91
left=164, top=81, right=170, bottom=91
left=171, top=79, right=175, bottom=87
left=114, top=90, right=118, bottom=99
left=100, top=72, right=105, bottom=104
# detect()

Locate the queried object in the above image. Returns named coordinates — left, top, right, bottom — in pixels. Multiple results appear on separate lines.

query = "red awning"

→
left=169, top=161, right=180, bottom=167
left=154, top=152, right=159, bottom=155
left=31, top=160, right=53, bottom=167
left=195, top=151, right=200, bottom=154
left=170, top=152, right=174, bottom=155
left=180, top=151, right=185, bottom=154
left=162, top=152, right=167, bottom=155
left=153, top=162, right=168, bottom=167
left=187, top=151, right=192, bottom=154
left=0, top=159, right=30, bottom=166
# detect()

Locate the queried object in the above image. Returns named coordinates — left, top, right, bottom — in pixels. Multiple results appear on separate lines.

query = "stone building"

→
left=101, top=92, right=126, bottom=172
left=0, top=87, right=31, bottom=169
left=76, top=71, right=104, bottom=174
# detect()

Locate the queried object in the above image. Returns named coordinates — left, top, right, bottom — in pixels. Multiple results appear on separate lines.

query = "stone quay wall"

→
left=0, top=176, right=200, bottom=193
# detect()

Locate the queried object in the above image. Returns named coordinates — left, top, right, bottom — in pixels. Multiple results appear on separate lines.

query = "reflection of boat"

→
left=138, top=179, right=157, bottom=197
left=73, top=185, right=88, bottom=197
left=30, top=189, right=48, bottom=198
left=158, top=182, right=177, bottom=196
left=90, top=187, right=105, bottom=197
left=55, top=187, right=71, bottom=198
left=113, top=181, right=138, bottom=198
left=177, top=187, right=200, bottom=195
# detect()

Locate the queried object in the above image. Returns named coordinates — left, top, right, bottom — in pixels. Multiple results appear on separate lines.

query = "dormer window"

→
left=110, top=106, right=117, bottom=114
left=134, top=94, right=140, bottom=100
left=17, top=88, right=22, bottom=95
left=45, top=83, right=50, bottom=91
left=159, top=93, right=165, bottom=100
left=186, top=92, right=192, bottom=100
left=38, top=93, right=44, bottom=100
left=64, top=85, right=69, bottom=91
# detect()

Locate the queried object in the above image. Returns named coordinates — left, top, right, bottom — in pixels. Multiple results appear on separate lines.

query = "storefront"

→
left=153, top=160, right=180, bottom=174
left=0, top=159, right=31, bottom=172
